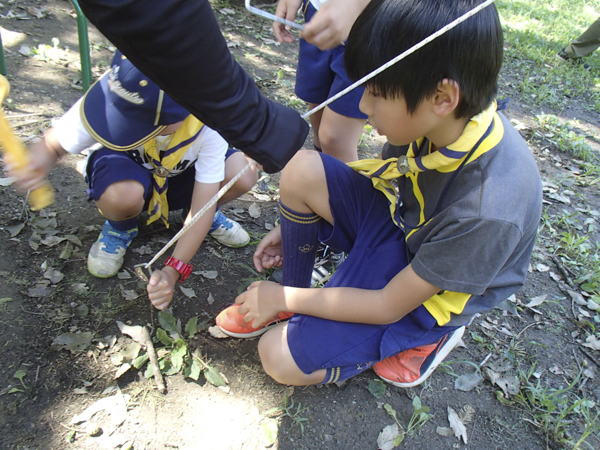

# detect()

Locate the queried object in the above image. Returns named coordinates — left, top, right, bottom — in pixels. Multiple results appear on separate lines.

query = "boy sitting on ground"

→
left=215, top=0, right=542, bottom=387
left=8, top=51, right=257, bottom=310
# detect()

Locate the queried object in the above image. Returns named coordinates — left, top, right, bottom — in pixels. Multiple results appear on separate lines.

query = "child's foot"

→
left=87, top=221, right=138, bottom=278
left=209, top=211, right=250, bottom=248
left=215, top=303, right=294, bottom=338
left=373, top=326, right=465, bottom=388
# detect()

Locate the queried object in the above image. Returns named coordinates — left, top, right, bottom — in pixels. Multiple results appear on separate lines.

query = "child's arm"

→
left=147, top=180, right=220, bottom=310
left=237, top=260, right=439, bottom=328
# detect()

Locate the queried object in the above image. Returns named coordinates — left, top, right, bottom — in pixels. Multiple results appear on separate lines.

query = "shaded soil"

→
left=0, top=1, right=599, bottom=449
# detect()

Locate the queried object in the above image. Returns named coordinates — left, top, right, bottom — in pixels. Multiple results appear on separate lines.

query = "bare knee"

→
left=258, top=332, right=286, bottom=383
left=97, top=181, right=145, bottom=218
left=280, top=150, right=324, bottom=198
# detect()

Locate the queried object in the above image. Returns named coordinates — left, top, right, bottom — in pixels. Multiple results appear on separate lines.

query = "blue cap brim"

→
left=80, top=72, right=167, bottom=151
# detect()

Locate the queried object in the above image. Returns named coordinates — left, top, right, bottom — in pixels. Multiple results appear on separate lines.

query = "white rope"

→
left=143, top=0, right=497, bottom=271
left=245, top=0, right=305, bottom=30
left=144, top=160, right=255, bottom=269
left=300, top=0, right=498, bottom=119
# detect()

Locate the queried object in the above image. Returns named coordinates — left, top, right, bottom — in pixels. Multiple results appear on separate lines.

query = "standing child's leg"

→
left=310, top=104, right=366, bottom=163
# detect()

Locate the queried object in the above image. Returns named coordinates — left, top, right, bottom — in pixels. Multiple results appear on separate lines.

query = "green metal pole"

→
left=0, top=33, right=7, bottom=76
left=69, top=0, right=92, bottom=91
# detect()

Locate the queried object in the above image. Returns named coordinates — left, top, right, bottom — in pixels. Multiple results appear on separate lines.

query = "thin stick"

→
left=11, top=118, right=49, bottom=129
left=551, top=255, right=573, bottom=286
left=117, top=322, right=165, bottom=393
left=479, top=353, right=492, bottom=367
left=6, top=112, right=47, bottom=119
left=301, top=0, right=498, bottom=120
left=516, top=321, right=543, bottom=339
left=144, top=160, right=255, bottom=268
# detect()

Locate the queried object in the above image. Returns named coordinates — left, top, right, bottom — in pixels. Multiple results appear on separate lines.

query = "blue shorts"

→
left=287, top=154, right=458, bottom=383
left=294, top=1, right=367, bottom=120
left=85, top=147, right=237, bottom=211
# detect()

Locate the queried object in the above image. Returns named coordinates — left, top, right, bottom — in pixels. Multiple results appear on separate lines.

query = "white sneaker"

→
left=209, top=211, right=250, bottom=248
left=87, top=221, right=138, bottom=278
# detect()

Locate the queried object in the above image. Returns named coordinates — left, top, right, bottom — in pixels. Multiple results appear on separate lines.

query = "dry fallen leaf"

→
left=447, top=406, right=468, bottom=444
left=206, top=292, right=215, bottom=305
left=179, top=286, right=196, bottom=298
left=248, top=203, right=261, bottom=218
left=195, top=270, right=218, bottom=279
left=568, top=290, right=587, bottom=306
left=549, top=271, right=562, bottom=282
left=377, top=423, right=400, bottom=450
left=208, top=326, right=229, bottom=338
left=454, top=371, right=483, bottom=392
left=525, top=294, right=547, bottom=308
left=43, top=268, right=64, bottom=284
left=495, top=375, right=520, bottom=396
left=132, top=245, right=153, bottom=255
left=51, top=332, right=94, bottom=353
left=582, top=335, right=600, bottom=351
left=459, top=405, right=475, bottom=424
left=120, top=288, right=139, bottom=301
left=586, top=299, right=600, bottom=312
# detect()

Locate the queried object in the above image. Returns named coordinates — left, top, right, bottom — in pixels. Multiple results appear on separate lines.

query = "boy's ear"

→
left=432, top=79, right=460, bottom=118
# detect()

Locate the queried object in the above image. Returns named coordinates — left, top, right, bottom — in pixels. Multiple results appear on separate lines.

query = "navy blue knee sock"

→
left=108, top=217, right=138, bottom=231
left=279, top=200, right=320, bottom=288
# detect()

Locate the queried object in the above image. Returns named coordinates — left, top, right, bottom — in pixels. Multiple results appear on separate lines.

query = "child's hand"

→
left=147, top=267, right=179, bottom=310
left=4, top=135, right=61, bottom=193
left=300, top=0, right=370, bottom=50
left=273, top=0, right=303, bottom=44
left=236, top=280, right=284, bottom=328
left=253, top=226, right=283, bottom=273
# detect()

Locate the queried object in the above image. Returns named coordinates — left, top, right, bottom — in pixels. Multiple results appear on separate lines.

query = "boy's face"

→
left=359, top=88, right=435, bottom=147
left=159, top=120, right=184, bottom=136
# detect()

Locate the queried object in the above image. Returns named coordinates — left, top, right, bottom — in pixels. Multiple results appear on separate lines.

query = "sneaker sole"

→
left=217, top=322, right=279, bottom=339
left=87, top=265, right=118, bottom=279
left=210, top=236, right=250, bottom=248
left=377, top=326, right=466, bottom=388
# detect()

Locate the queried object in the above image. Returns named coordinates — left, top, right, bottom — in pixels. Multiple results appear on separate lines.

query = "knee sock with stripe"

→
left=279, top=200, right=320, bottom=288
left=108, top=217, right=138, bottom=231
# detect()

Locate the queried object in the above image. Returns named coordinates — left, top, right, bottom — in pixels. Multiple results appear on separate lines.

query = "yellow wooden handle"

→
left=0, top=75, right=54, bottom=211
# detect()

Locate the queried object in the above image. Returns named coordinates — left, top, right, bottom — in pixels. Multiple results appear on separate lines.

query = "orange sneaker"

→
left=215, top=304, right=294, bottom=338
left=373, top=326, right=465, bottom=388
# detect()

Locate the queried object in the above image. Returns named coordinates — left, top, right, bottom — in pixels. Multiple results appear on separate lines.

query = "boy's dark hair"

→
left=345, top=0, right=503, bottom=119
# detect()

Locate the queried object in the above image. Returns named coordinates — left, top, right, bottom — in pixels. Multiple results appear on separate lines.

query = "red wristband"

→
left=163, top=257, right=193, bottom=283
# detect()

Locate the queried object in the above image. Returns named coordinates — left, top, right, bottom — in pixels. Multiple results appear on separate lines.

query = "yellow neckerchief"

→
left=347, top=102, right=500, bottom=228
left=145, top=115, right=204, bottom=226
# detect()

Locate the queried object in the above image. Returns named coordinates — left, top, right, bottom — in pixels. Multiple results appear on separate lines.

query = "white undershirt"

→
left=53, top=98, right=228, bottom=184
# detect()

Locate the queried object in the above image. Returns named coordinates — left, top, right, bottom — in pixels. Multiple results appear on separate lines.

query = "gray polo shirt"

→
left=383, top=112, right=542, bottom=327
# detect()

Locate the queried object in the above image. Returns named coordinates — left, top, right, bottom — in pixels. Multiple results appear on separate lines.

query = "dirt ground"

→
left=1, top=1, right=599, bottom=449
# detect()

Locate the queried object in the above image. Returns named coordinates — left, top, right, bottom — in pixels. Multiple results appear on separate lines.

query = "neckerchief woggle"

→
left=145, top=115, right=204, bottom=226
left=346, top=101, right=500, bottom=230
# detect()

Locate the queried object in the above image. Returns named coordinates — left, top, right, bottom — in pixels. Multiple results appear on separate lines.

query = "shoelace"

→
left=212, top=212, right=233, bottom=231
left=99, top=231, right=133, bottom=254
